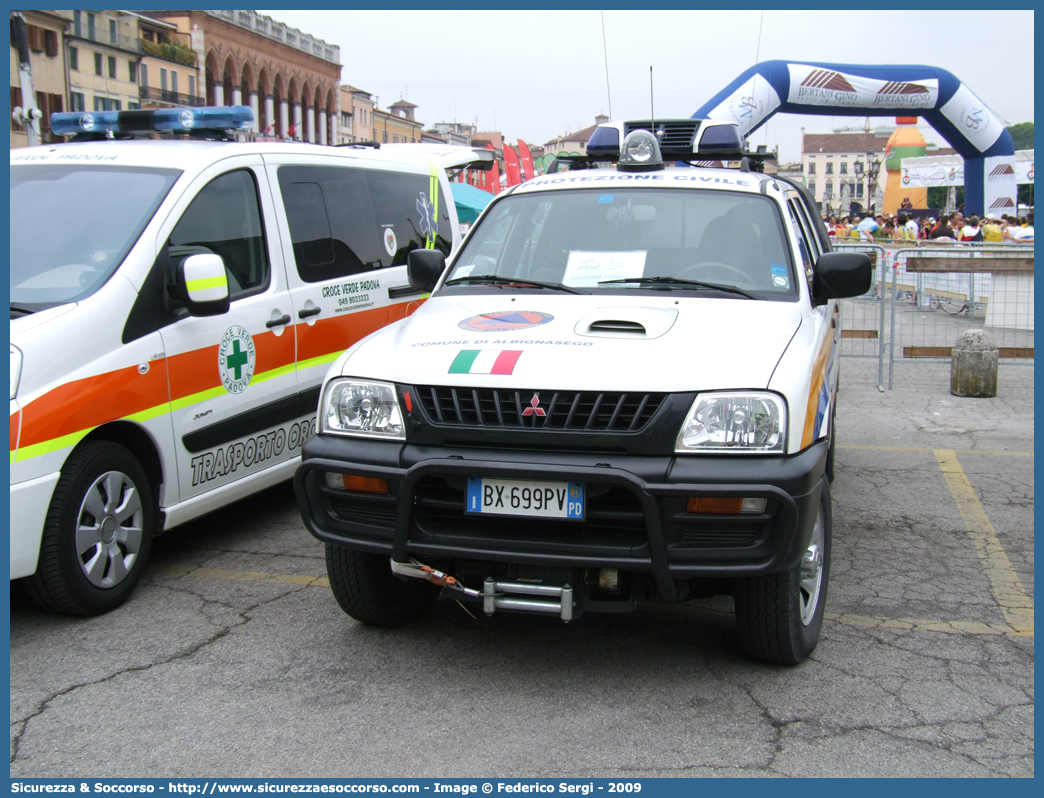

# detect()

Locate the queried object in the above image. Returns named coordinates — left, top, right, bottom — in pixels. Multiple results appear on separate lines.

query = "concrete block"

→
left=950, top=329, right=998, bottom=397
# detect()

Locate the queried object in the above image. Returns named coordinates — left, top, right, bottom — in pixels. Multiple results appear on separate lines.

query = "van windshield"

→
left=10, top=164, right=181, bottom=310
left=445, top=188, right=797, bottom=300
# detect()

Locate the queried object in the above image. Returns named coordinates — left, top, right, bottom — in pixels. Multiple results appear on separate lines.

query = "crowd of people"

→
left=825, top=206, right=1034, bottom=244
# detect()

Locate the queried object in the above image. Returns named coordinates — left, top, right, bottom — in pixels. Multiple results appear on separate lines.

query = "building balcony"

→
left=139, top=87, right=205, bottom=107
left=70, top=28, right=141, bottom=53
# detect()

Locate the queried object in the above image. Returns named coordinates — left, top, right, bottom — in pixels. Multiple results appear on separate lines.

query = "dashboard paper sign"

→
left=563, top=251, right=647, bottom=287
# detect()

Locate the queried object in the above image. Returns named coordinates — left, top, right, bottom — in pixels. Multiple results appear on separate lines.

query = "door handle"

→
left=298, top=306, right=321, bottom=319
left=388, top=285, right=424, bottom=299
left=266, top=314, right=292, bottom=328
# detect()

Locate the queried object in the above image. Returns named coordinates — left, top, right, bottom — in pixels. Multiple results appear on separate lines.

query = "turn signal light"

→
left=686, top=496, right=766, bottom=514
left=325, top=472, right=389, bottom=494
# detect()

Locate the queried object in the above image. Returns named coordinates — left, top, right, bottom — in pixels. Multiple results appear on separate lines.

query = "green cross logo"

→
left=226, top=339, right=249, bottom=380
left=219, top=326, right=255, bottom=395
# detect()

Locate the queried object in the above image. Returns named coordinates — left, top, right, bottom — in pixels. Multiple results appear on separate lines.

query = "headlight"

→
left=676, top=392, right=787, bottom=454
left=10, top=346, right=22, bottom=400
left=321, top=379, right=404, bottom=439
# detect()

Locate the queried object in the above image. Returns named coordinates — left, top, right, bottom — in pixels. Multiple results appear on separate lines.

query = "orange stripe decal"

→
left=19, top=362, right=171, bottom=450
left=801, top=332, right=834, bottom=449
left=296, top=305, right=394, bottom=364
left=19, top=328, right=297, bottom=454
left=10, top=408, right=21, bottom=455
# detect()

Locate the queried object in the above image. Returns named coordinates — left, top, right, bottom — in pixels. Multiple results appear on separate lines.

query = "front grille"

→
left=414, top=387, right=665, bottom=431
left=624, top=120, right=700, bottom=150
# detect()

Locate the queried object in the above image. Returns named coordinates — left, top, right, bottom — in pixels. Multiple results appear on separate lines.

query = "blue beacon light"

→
left=50, top=105, right=254, bottom=137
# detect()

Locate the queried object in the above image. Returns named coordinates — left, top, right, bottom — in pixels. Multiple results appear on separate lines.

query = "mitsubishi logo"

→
left=521, top=393, right=546, bottom=418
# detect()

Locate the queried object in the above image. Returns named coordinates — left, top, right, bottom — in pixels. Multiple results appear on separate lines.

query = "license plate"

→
left=465, top=478, right=585, bottom=519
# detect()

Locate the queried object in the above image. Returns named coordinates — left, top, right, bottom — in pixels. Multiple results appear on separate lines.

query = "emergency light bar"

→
left=51, top=106, right=254, bottom=137
left=585, top=118, right=745, bottom=162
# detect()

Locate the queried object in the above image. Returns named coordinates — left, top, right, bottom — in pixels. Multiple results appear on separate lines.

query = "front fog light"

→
left=322, top=379, right=404, bottom=439
left=676, top=392, right=786, bottom=453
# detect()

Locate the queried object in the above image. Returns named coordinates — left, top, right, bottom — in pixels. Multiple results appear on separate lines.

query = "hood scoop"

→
left=589, top=319, right=646, bottom=334
left=575, top=307, right=679, bottom=339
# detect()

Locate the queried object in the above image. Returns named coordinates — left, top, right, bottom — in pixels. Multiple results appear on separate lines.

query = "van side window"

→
left=169, top=169, right=269, bottom=298
left=277, top=165, right=451, bottom=283
left=366, top=170, right=452, bottom=263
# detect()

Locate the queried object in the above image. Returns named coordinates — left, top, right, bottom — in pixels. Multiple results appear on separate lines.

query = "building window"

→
left=171, top=71, right=178, bottom=95
left=189, top=74, right=195, bottom=99
left=393, top=132, right=399, bottom=143
left=807, top=162, right=816, bottom=175
left=87, top=13, right=95, bottom=41
left=44, top=29, right=58, bottom=56
left=74, top=10, right=81, bottom=37
left=71, top=92, right=85, bottom=112
left=825, top=162, right=834, bottom=175
left=160, top=68, right=167, bottom=92
left=129, top=102, right=140, bottom=110
left=108, top=56, right=116, bottom=79
left=69, top=46, right=78, bottom=71
left=140, top=63, right=148, bottom=89
left=382, top=129, right=388, bottom=143
left=840, top=162, right=848, bottom=174
left=854, top=161, right=864, bottom=174
left=824, top=181, right=833, bottom=198
left=109, top=19, right=116, bottom=44
left=10, top=87, right=23, bottom=131
left=128, top=61, right=136, bottom=83
left=856, top=183, right=864, bottom=198
left=808, top=181, right=816, bottom=198
left=93, top=95, right=103, bottom=111
left=35, top=91, right=63, bottom=141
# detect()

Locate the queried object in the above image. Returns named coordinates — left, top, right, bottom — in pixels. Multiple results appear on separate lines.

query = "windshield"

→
left=10, top=164, right=181, bottom=308
left=446, top=187, right=797, bottom=299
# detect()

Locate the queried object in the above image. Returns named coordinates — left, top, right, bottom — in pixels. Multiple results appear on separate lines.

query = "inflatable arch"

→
left=695, top=60, right=1016, bottom=216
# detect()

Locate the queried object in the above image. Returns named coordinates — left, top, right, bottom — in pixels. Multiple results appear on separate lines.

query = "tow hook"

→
left=389, top=558, right=576, bottom=622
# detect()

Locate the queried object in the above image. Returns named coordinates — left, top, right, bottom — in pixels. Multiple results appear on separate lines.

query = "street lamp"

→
left=865, top=150, right=882, bottom=215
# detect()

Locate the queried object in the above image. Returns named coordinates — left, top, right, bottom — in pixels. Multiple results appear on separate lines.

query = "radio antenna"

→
left=601, top=11, right=612, bottom=120
left=650, top=66, right=655, bottom=136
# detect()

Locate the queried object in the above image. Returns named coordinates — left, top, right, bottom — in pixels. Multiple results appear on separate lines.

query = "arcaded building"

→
left=144, top=10, right=341, bottom=143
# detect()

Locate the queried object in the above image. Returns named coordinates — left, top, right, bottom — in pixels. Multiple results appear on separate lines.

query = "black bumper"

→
left=295, top=435, right=827, bottom=602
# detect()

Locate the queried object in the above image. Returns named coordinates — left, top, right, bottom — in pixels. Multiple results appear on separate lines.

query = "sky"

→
left=268, top=9, right=1034, bottom=162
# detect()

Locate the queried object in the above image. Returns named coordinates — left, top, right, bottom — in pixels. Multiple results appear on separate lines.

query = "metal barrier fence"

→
left=832, top=240, right=1034, bottom=389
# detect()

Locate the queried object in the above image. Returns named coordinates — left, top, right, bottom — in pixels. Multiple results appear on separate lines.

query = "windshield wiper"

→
left=10, top=302, right=46, bottom=317
left=443, top=275, right=581, bottom=294
left=597, top=275, right=757, bottom=299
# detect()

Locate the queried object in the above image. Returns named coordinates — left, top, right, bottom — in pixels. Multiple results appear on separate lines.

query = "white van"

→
left=9, top=106, right=492, bottom=615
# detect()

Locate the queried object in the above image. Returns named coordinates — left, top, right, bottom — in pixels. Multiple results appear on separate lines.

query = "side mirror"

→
left=407, top=249, right=446, bottom=293
left=177, top=253, right=230, bottom=316
left=812, top=251, right=872, bottom=300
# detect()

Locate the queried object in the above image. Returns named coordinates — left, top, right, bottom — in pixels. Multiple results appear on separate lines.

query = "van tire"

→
left=23, top=442, right=154, bottom=616
left=325, top=545, right=440, bottom=627
left=734, top=480, right=831, bottom=665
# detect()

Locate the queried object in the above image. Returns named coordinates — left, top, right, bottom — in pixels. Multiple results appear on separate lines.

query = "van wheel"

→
left=23, top=442, right=154, bottom=616
left=734, top=481, right=831, bottom=665
left=325, top=545, right=440, bottom=627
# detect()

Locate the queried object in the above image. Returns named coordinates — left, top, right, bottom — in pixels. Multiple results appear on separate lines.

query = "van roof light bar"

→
left=51, top=106, right=255, bottom=140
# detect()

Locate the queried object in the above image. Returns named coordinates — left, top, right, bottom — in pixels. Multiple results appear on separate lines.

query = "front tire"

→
left=325, top=545, right=440, bottom=627
left=22, top=442, right=154, bottom=616
left=734, top=480, right=831, bottom=665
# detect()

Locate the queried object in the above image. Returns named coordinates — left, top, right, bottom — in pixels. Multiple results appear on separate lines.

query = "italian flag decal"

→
left=448, top=349, right=522, bottom=375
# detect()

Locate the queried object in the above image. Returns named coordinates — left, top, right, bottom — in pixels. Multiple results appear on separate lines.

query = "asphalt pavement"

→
left=9, top=358, right=1034, bottom=777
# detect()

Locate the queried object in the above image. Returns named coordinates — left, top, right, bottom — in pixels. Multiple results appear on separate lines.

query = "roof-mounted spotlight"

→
left=618, top=129, right=663, bottom=172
